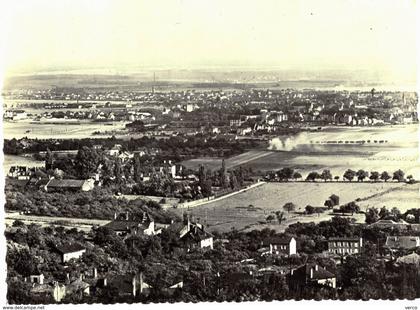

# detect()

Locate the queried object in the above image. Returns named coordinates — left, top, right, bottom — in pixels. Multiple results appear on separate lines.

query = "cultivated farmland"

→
left=181, top=150, right=272, bottom=171
left=176, top=182, right=420, bottom=233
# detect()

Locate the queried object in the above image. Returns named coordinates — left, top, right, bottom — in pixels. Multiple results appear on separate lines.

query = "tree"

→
left=340, top=202, right=360, bottom=215
left=134, top=153, right=142, bottom=183
left=356, top=169, right=369, bottom=182
left=365, top=207, right=379, bottom=224
left=306, top=172, right=319, bottom=182
left=292, top=172, right=302, bottom=181
left=329, top=194, right=340, bottom=206
left=125, top=120, right=146, bottom=131
left=203, top=179, right=213, bottom=197
left=12, top=220, right=25, bottom=227
left=283, top=202, right=296, bottom=214
left=114, top=158, right=123, bottom=184
left=380, top=171, right=391, bottom=182
left=198, top=165, right=206, bottom=186
left=277, top=168, right=294, bottom=181
left=75, top=146, right=101, bottom=179
left=320, top=169, right=332, bottom=182
left=324, top=199, right=333, bottom=209
left=334, top=176, right=340, bottom=182
left=275, top=211, right=285, bottom=224
left=343, top=169, right=356, bottom=182
left=369, top=171, right=380, bottom=182
left=390, top=207, right=401, bottom=221
left=219, top=159, right=228, bottom=189
left=266, top=214, right=275, bottom=223
left=45, top=148, right=54, bottom=170
left=305, top=205, right=315, bottom=215
left=229, top=171, right=239, bottom=190
left=379, top=206, right=390, bottom=219
left=392, top=169, right=405, bottom=182
left=237, top=166, right=244, bottom=186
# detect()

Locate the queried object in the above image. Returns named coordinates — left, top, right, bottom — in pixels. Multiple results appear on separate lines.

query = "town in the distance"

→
left=3, top=75, right=420, bottom=303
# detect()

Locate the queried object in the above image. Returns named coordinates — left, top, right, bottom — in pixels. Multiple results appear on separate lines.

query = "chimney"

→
left=103, top=278, right=107, bottom=287
left=315, top=265, right=319, bottom=271
left=93, top=268, right=98, bottom=279
left=114, top=212, right=117, bottom=220
left=126, top=211, right=129, bottom=221
left=310, top=268, right=313, bottom=279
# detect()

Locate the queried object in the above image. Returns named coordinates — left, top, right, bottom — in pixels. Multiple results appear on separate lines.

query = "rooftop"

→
left=47, top=179, right=86, bottom=188
left=56, top=243, right=86, bottom=254
left=263, top=236, right=294, bottom=246
left=385, top=236, right=420, bottom=249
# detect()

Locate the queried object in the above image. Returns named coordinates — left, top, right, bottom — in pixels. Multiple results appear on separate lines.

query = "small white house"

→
left=56, top=244, right=86, bottom=263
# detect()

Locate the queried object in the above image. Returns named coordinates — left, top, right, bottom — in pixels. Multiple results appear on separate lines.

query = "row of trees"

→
left=308, top=169, right=409, bottom=182
left=365, top=206, right=420, bottom=225
left=266, top=167, right=413, bottom=183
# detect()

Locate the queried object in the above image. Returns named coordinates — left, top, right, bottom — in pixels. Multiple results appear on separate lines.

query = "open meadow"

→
left=2, top=119, right=128, bottom=139
left=175, top=181, right=420, bottom=233
left=181, top=150, right=272, bottom=171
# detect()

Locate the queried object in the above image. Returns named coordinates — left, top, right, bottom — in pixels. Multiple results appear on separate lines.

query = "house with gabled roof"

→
left=385, top=236, right=420, bottom=250
left=261, top=236, right=297, bottom=256
left=108, top=144, right=123, bottom=156
left=369, top=219, right=409, bottom=230
left=30, top=281, right=66, bottom=302
left=174, top=216, right=213, bottom=250
left=97, top=272, right=183, bottom=298
left=104, top=212, right=155, bottom=237
left=56, top=243, right=86, bottom=263
left=289, top=264, right=336, bottom=290
left=179, top=221, right=213, bottom=250
left=396, top=252, right=420, bottom=266
left=44, top=178, right=95, bottom=192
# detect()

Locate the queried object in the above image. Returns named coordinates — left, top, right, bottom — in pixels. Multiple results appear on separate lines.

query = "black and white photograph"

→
left=0, top=0, right=419, bottom=307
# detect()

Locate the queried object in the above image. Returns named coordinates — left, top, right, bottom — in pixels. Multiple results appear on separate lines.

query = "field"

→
left=3, top=155, right=44, bottom=173
left=182, top=125, right=420, bottom=179
left=174, top=182, right=420, bottom=233
left=3, top=120, right=128, bottom=139
left=181, top=150, right=272, bottom=171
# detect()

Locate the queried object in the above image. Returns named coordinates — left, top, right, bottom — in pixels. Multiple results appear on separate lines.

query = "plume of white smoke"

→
left=268, top=132, right=311, bottom=151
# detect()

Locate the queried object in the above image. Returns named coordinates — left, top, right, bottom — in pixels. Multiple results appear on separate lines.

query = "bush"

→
left=305, top=205, right=315, bottom=215
left=12, top=220, right=25, bottom=227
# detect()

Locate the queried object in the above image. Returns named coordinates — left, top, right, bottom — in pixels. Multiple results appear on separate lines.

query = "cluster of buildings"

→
left=20, top=212, right=214, bottom=302
left=7, top=167, right=97, bottom=192
left=4, top=90, right=418, bottom=141
left=9, top=207, right=420, bottom=302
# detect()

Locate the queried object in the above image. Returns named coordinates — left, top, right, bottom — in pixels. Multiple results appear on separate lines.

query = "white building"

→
left=56, top=244, right=86, bottom=263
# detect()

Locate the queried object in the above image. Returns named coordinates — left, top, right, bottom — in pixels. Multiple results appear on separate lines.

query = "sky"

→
left=0, top=0, right=418, bottom=83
